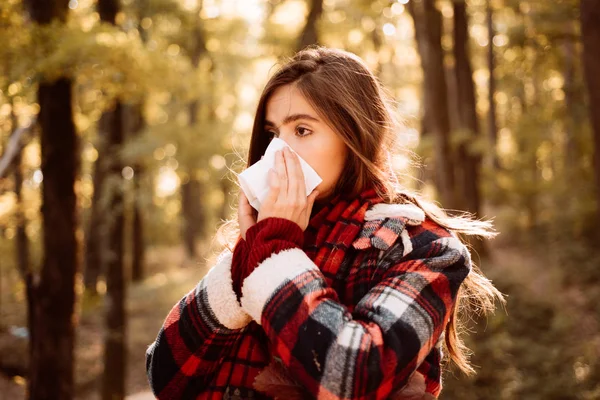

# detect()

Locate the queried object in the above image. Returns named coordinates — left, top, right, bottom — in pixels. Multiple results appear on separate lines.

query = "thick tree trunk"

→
left=297, top=0, right=323, bottom=51
left=486, top=0, right=500, bottom=171
left=453, top=0, right=487, bottom=257
left=28, top=78, right=79, bottom=400
left=580, top=0, right=600, bottom=232
left=98, top=0, right=127, bottom=399
left=408, top=0, right=457, bottom=209
left=25, top=1, right=79, bottom=399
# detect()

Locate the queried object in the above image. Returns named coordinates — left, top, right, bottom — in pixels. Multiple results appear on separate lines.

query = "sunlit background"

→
left=1, top=0, right=599, bottom=398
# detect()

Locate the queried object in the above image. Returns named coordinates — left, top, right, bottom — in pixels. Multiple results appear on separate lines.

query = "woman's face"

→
left=264, top=84, right=347, bottom=200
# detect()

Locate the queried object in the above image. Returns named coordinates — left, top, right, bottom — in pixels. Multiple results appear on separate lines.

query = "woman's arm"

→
left=240, top=218, right=471, bottom=399
left=145, top=245, right=251, bottom=399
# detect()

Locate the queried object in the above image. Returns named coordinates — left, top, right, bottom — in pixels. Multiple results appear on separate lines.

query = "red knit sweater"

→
left=231, top=218, right=307, bottom=301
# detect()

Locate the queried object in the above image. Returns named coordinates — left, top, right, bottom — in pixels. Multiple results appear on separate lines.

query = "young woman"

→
left=146, top=47, right=504, bottom=399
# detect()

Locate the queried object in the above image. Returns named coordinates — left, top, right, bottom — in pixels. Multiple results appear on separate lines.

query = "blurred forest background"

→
left=0, top=0, right=599, bottom=399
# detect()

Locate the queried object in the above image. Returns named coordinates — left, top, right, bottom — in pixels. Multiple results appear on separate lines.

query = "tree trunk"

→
left=84, top=113, right=110, bottom=295
left=127, top=103, right=145, bottom=282
left=181, top=8, right=207, bottom=260
left=98, top=0, right=127, bottom=398
left=25, top=1, right=79, bottom=399
left=28, top=79, right=79, bottom=400
left=101, top=100, right=126, bottom=400
left=130, top=1, right=148, bottom=282
left=486, top=0, right=500, bottom=171
left=181, top=178, right=203, bottom=259
left=131, top=190, right=144, bottom=281
left=218, top=176, right=231, bottom=222
left=407, top=0, right=457, bottom=209
left=297, top=0, right=323, bottom=51
left=86, top=0, right=122, bottom=295
left=453, top=0, right=487, bottom=257
left=580, top=0, right=600, bottom=232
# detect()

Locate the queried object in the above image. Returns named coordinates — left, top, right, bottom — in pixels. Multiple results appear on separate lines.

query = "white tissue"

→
left=238, top=138, right=323, bottom=211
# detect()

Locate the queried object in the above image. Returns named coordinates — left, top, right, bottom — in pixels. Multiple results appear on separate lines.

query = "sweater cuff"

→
left=245, top=217, right=304, bottom=270
left=202, top=251, right=252, bottom=330
left=231, top=237, right=250, bottom=301
left=246, top=217, right=304, bottom=247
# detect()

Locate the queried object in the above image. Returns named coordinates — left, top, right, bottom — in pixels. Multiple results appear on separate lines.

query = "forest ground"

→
left=1, top=210, right=599, bottom=399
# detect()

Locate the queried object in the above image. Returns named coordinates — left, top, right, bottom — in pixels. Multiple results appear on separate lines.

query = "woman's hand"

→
left=257, top=146, right=319, bottom=231
left=238, top=192, right=256, bottom=241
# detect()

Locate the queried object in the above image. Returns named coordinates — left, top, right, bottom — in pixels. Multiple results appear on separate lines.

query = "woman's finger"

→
left=238, top=191, right=256, bottom=239
left=290, top=149, right=306, bottom=200
left=284, top=147, right=301, bottom=203
left=261, top=168, right=280, bottom=212
left=274, top=150, right=287, bottom=201
left=239, top=191, right=252, bottom=212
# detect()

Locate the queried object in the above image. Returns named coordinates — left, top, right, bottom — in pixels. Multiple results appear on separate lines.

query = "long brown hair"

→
left=219, top=46, right=505, bottom=376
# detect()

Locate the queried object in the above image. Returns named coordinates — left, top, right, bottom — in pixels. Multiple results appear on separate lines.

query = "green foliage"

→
left=1, top=0, right=599, bottom=397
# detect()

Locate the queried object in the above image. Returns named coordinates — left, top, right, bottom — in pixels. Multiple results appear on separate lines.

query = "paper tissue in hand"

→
left=237, top=138, right=322, bottom=211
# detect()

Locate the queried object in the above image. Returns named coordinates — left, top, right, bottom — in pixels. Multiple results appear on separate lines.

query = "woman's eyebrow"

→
left=265, top=113, right=320, bottom=127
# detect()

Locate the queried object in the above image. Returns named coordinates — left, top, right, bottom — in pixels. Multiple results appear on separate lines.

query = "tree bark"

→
left=181, top=7, right=207, bottom=260
left=101, top=100, right=126, bottom=400
left=408, top=0, right=457, bottom=209
left=84, top=112, right=109, bottom=295
left=181, top=178, right=204, bottom=259
left=130, top=104, right=145, bottom=282
left=297, top=0, right=323, bottom=51
left=25, top=1, right=79, bottom=399
left=97, top=1, right=127, bottom=399
left=580, top=0, right=600, bottom=232
left=130, top=2, right=149, bottom=282
left=29, top=79, right=79, bottom=400
left=453, top=0, right=487, bottom=257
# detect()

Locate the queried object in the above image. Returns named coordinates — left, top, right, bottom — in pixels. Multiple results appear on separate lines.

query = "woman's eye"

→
left=296, top=126, right=312, bottom=137
left=266, top=130, right=278, bottom=138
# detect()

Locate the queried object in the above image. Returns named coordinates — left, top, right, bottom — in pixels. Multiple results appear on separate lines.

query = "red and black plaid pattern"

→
left=146, top=187, right=472, bottom=399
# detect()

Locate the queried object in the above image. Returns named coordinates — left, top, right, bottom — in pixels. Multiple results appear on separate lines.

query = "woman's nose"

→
left=276, top=136, right=296, bottom=152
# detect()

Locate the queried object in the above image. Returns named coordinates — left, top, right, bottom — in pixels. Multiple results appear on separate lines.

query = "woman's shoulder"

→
left=353, top=200, right=456, bottom=256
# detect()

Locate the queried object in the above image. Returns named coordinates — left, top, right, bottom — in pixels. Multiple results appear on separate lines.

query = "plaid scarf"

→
left=303, top=186, right=385, bottom=280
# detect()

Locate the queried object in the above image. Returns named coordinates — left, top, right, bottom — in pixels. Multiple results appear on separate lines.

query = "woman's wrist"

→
left=245, top=217, right=305, bottom=276
left=232, top=218, right=304, bottom=302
